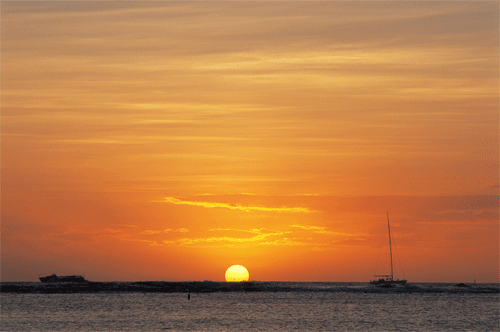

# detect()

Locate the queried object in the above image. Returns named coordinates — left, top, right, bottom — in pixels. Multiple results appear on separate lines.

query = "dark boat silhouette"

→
left=370, top=212, right=407, bottom=286
left=39, top=274, right=88, bottom=283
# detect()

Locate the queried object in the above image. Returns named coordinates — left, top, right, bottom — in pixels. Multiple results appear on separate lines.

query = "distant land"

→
left=1, top=281, right=498, bottom=294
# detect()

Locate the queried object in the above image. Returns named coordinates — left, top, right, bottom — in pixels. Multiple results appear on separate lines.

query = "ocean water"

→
left=1, top=282, right=499, bottom=331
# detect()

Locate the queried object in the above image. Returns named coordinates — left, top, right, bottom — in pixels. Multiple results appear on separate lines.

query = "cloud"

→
left=163, top=197, right=313, bottom=213
left=209, top=228, right=265, bottom=234
left=156, top=225, right=361, bottom=248
left=289, top=224, right=325, bottom=231
left=159, top=228, right=292, bottom=247
left=260, top=238, right=310, bottom=246
left=164, top=228, right=189, bottom=233
left=289, top=224, right=354, bottom=236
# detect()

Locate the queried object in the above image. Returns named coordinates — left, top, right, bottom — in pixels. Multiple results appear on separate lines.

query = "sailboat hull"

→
left=370, top=279, right=407, bottom=286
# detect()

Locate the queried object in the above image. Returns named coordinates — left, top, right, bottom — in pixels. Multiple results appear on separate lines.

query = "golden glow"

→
left=225, top=265, right=250, bottom=282
left=1, top=2, right=498, bottom=283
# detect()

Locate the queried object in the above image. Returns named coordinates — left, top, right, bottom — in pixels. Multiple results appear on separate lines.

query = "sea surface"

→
left=1, top=282, right=499, bottom=331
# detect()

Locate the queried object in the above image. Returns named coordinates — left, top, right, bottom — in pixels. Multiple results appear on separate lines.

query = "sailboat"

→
left=370, top=212, right=407, bottom=286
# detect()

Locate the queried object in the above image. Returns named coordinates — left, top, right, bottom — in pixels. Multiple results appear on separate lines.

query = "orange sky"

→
left=2, top=2, right=498, bottom=283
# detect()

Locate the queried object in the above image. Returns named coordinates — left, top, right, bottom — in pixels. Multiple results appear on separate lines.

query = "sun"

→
left=225, top=265, right=249, bottom=282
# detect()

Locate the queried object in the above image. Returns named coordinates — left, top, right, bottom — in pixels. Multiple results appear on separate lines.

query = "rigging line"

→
left=372, top=239, right=383, bottom=277
left=391, top=230, right=406, bottom=279
left=387, top=211, right=393, bottom=279
left=372, top=216, right=387, bottom=277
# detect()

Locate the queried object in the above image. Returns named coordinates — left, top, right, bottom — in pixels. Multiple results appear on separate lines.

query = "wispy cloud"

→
left=161, top=231, right=288, bottom=247
left=163, top=197, right=313, bottom=213
left=156, top=226, right=354, bottom=248
left=164, top=228, right=190, bottom=233
left=209, top=228, right=265, bottom=234
left=289, top=224, right=324, bottom=231
left=260, top=238, right=310, bottom=246
left=289, top=224, right=353, bottom=236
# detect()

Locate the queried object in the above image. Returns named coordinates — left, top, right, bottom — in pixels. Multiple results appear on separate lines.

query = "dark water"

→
left=2, top=282, right=499, bottom=331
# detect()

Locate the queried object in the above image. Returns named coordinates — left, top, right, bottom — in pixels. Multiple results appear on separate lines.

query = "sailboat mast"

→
left=387, top=211, right=394, bottom=280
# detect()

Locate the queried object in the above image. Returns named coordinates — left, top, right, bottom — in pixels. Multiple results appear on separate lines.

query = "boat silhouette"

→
left=39, top=274, right=88, bottom=283
left=370, top=212, right=407, bottom=286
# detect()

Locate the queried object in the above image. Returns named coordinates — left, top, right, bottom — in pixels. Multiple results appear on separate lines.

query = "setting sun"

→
left=225, top=265, right=250, bottom=282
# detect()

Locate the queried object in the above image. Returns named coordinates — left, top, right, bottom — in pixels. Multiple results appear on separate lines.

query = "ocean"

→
left=1, top=282, right=498, bottom=331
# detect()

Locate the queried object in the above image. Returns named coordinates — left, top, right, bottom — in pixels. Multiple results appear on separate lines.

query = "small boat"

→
left=370, top=212, right=407, bottom=286
left=39, top=274, right=88, bottom=283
